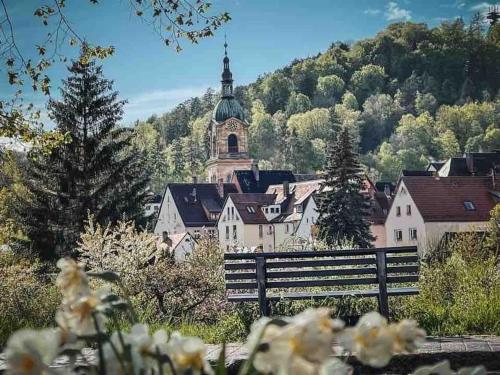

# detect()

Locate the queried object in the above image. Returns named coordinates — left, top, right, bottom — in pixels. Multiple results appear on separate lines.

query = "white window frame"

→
left=409, top=228, right=417, bottom=240
left=394, top=229, right=403, bottom=242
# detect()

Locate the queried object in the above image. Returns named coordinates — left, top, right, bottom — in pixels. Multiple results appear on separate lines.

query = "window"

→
left=231, top=207, right=234, bottom=220
left=246, top=206, right=255, bottom=213
left=306, top=218, right=309, bottom=223
left=228, top=134, right=238, bottom=153
left=265, top=208, right=269, bottom=213
left=464, top=201, right=476, bottom=211
left=396, top=206, right=401, bottom=216
left=295, top=204, right=303, bottom=213
left=276, top=207, right=280, bottom=213
left=409, top=228, right=417, bottom=240
left=225, top=226, right=229, bottom=240
left=227, top=207, right=230, bottom=218
left=270, top=207, right=275, bottom=213
left=285, top=224, right=290, bottom=234
left=406, top=205, right=411, bottom=215
left=232, top=225, right=237, bottom=240
left=268, top=225, right=273, bottom=235
left=259, top=225, right=263, bottom=238
left=394, top=229, right=403, bottom=242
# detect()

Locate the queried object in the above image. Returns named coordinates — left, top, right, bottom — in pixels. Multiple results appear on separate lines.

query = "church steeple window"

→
left=228, top=134, right=238, bottom=153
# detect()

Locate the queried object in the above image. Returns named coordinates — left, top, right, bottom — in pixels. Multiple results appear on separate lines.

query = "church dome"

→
left=213, top=97, right=245, bottom=123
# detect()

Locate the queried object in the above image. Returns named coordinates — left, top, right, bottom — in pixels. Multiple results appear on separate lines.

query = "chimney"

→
left=384, top=184, right=391, bottom=198
left=162, top=231, right=172, bottom=247
left=465, top=153, right=474, bottom=175
left=192, top=175, right=198, bottom=184
left=252, top=163, right=260, bottom=182
left=217, top=178, right=224, bottom=198
left=191, top=187, right=197, bottom=202
left=283, top=180, right=290, bottom=197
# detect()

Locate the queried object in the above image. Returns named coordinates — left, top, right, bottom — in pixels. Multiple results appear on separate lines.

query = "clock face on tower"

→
left=226, top=119, right=238, bottom=131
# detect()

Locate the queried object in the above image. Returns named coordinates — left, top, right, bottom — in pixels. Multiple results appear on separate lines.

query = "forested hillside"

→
left=133, top=18, right=500, bottom=193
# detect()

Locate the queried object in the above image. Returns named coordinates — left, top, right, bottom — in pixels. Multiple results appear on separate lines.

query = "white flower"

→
left=248, top=308, right=344, bottom=375
left=338, top=312, right=394, bottom=368
left=166, top=331, right=213, bottom=375
left=390, top=319, right=426, bottom=353
left=103, top=324, right=169, bottom=375
left=319, top=358, right=353, bottom=375
left=55, top=289, right=107, bottom=336
left=412, top=360, right=486, bottom=375
left=56, top=258, right=90, bottom=303
left=5, top=329, right=60, bottom=375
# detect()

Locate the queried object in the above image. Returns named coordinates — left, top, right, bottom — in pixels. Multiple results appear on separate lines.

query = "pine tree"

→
left=316, top=126, right=374, bottom=248
left=15, top=55, right=148, bottom=259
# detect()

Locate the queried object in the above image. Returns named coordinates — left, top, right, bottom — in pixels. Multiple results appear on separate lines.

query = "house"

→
left=266, top=179, right=323, bottom=249
left=218, top=193, right=277, bottom=252
left=438, top=152, right=500, bottom=177
left=154, top=182, right=238, bottom=238
left=144, top=194, right=162, bottom=218
left=218, top=179, right=323, bottom=252
left=232, top=166, right=297, bottom=193
left=157, top=232, right=197, bottom=262
left=385, top=176, right=499, bottom=254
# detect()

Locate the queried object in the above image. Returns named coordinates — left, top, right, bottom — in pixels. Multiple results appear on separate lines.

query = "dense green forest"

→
left=133, top=18, right=500, bottom=193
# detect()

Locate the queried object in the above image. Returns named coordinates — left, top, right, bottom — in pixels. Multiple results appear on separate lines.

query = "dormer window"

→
left=295, top=204, right=303, bottom=213
left=464, top=201, right=476, bottom=211
left=246, top=206, right=256, bottom=213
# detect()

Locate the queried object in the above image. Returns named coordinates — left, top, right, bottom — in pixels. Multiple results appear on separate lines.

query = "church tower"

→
left=206, top=42, right=253, bottom=183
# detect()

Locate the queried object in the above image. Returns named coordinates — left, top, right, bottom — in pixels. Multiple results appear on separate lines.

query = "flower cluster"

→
left=3, top=256, right=489, bottom=375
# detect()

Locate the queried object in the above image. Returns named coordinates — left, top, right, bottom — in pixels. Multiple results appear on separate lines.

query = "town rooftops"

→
left=165, top=183, right=238, bottom=227
left=232, top=169, right=296, bottom=193
left=438, top=152, right=500, bottom=177
left=400, top=176, right=500, bottom=222
left=228, top=193, right=276, bottom=224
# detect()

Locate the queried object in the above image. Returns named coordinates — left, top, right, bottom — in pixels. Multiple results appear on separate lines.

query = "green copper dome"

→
left=213, top=97, right=245, bottom=123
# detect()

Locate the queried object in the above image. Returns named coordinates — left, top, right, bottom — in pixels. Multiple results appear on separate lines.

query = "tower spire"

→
left=221, top=37, right=233, bottom=98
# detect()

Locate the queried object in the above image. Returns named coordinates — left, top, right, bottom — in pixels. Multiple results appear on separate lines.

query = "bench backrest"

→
left=224, top=246, right=419, bottom=316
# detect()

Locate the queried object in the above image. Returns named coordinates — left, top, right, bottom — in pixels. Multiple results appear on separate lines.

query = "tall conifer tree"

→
left=316, top=126, right=373, bottom=248
left=16, top=55, right=148, bottom=258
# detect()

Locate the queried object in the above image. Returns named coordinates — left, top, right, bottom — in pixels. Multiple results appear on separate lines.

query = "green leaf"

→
left=215, top=342, right=226, bottom=375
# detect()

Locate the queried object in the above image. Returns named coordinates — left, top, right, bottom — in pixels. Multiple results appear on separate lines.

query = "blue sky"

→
left=3, top=0, right=498, bottom=126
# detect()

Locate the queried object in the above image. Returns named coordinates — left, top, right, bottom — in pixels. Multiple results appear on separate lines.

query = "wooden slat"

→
left=266, top=277, right=378, bottom=288
left=387, top=265, right=419, bottom=274
left=225, top=262, right=255, bottom=271
left=224, top=246, right=417, bottom=260
left=225, top=267, right=377, bottom=281
left=226, top=282, right=258, bottom=290
left=387, top=275, right=419, bottom=283
left=265, top=257, right=376, bottom=269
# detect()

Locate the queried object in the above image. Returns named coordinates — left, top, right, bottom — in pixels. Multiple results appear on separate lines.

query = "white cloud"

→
left=123, top=86, right=212, bottom=124
left=441, top=0, right=466, bottom=8
left=364, top=9, right=381, bottom=15
left=469, top=1, right=499, bottom=11
left=385, top=2, right=412, bottom=21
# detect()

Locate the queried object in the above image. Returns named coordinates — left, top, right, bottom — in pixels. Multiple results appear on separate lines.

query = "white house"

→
left=154, top=182, right=238, bottom=239
left=385, top=175, right=499, bottom=254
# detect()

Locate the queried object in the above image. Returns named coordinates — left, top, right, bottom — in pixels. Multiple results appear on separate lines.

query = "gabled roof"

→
left=438, top=152, right=500, bottom=177
left=165, top=183, right=237, bottom=227
left=228, top=193, right=276, bottom=224
left=233, top=170, right=296, bottom=193
left=399, top=176, right=499, bottom=222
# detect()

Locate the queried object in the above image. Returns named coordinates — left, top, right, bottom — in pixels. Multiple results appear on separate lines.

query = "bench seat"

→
left=227, top=286, right=419, bottom=303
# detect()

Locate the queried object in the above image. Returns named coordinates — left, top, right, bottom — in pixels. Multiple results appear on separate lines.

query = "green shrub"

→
left=397, top=233, right=500, bottom=336
left=0, top=252, right=61, bottom=347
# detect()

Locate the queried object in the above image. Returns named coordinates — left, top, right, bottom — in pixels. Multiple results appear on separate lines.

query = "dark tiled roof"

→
left=439, top=152, right=500, bottom=176
left=233, top=170, right=296, bottom=193
left=426, top=162, right=445, bottom=172
left=371, top=192, right=391, bottom=225
left=228, top=193, right=276, bottom=224
left=402, top=170, right=434, bottom=177
left=401, top=176, right=499, bottom=222
left=167, top=183, right=236, bottom=227
left=145, top=194, right=162, bottom=204
left=374, top=181, right=396, bottom=194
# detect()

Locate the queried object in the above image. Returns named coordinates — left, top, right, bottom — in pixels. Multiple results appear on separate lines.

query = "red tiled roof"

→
left=401, top=176, right=499, bottom=222
left=228, top=193, right=276, bottom=224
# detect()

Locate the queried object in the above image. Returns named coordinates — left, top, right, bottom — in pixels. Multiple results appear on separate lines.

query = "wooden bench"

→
left=224, top=246, right=419, bottom=317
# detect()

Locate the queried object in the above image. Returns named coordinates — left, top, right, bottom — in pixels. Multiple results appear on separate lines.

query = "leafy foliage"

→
left=134, top=19, right=500, bottom=189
